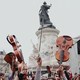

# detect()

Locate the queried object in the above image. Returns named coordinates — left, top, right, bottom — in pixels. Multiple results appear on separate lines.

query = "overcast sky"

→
left=0, top=0, right=80, bottom=63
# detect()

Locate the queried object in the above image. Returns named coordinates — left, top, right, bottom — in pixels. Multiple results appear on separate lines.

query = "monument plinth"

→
left=36, top=26, right=60, bottom=66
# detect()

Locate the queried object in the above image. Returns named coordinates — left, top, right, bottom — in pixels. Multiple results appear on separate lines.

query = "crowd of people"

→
left=29, top=57, right=80, bottom=80
left=0, top=56, right=80, bottom=80
left=0, top=35, right=79, bottom=80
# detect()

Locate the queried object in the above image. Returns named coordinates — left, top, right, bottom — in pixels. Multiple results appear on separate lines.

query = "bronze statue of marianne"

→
left=39, top=2, right=53, bottom=27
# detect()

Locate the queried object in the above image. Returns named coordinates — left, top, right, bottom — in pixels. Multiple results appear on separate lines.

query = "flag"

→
left=77, top=40, right=80, bottom=54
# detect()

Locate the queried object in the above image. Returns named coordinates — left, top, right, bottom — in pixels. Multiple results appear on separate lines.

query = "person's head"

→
left=0, top=74, right=5, bottom=80
left=46, top=66, right=50, bottom=69
left=74, top=73, right=77, bottom=76
left=59, top=65, right=63, bottom=70
left=63, top=67, right=67, bottom=71
left=32, top=72, right=35, bottom=77
left=54, top=73, right=60, bottom=80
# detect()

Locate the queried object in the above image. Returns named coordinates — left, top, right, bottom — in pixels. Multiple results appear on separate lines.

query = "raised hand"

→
left=37, top=56, right=42, bottom=67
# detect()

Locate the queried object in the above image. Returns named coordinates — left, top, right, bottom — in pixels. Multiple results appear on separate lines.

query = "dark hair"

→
left=46, top=66, right=50, bottom=69
left=63, top=67, right=66, bottom=70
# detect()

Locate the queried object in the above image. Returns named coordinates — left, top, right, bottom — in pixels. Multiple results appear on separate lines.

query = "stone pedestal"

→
left=36, top=26, right=60, bottom=66
left=28, top=26, right=70, bottom=74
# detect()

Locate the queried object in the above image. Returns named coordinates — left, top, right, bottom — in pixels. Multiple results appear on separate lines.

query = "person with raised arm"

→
left=35, top=56, right=42, bottom=80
